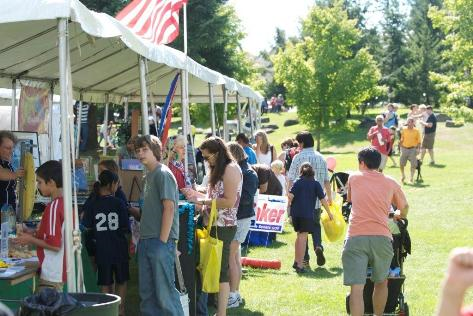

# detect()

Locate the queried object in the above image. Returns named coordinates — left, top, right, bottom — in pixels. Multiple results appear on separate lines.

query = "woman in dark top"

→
left=227, top=142, right=258, bottom=307
left=288, top=162, right=332, bottom=273
left=0, top=131, right=24, bottom=210
left=251, top=163, right=282, bottom=196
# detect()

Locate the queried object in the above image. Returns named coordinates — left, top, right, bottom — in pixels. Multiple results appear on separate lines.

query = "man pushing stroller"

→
left=343, top=147, right=409, bottom=316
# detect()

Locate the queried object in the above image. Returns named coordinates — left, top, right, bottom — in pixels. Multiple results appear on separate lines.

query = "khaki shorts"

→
left=36, top=278, right=64, bottom=293
left=400, top=147, right=417, bottom=167
left=342, top=236, right=393, bottom=285
left=210, top=226, right=237, bottom=283
left=422, top=132, right=435, bottom=149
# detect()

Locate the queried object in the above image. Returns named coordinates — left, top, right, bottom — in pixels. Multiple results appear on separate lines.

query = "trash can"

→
left=20, top=290, right=120, bottom=316
left=67, top=293, right=121, bottom=316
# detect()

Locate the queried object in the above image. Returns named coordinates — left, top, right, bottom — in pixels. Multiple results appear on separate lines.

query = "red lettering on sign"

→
left=256, top=203, right=285, bottom=224
left=268, top=209, right=278, bottom=222
left=275, top=209, right=285, bottom=223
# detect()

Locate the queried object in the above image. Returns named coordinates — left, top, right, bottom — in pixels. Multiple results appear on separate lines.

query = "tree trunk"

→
left=316, top=129, right=321, bottom=152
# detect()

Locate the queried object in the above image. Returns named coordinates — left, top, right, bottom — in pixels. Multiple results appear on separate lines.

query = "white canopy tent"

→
left=0, top=0, right=262, bottom=292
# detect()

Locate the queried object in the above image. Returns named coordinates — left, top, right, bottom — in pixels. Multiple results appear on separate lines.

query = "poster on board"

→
left=250, top=194, right=288, bottom=233
left=11, top=131, right=41, bottom=169
left=18, top=84, right=49, bottom=133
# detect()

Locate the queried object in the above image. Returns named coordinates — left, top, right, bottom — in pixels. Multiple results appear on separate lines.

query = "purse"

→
left=197, top=200, right=223, bottom=293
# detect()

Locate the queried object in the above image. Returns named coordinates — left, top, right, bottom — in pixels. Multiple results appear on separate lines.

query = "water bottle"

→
left=1, top=204, right=10, bottom=258
left=8, top=205, right=16, bottom=235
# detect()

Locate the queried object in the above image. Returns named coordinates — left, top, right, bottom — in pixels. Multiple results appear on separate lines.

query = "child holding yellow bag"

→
left=288, top=163, right=333, bottom=273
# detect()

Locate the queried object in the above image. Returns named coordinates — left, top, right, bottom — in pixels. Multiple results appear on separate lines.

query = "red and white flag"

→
left=116, top=0, right=187, bottom=45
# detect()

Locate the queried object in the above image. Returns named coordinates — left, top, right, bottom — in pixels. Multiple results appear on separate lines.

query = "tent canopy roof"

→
left=0, top=0, right=263, bottom=104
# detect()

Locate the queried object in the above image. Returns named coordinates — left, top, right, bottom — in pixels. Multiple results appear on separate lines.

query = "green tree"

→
left=273, top=2, right=381, bottom=150
left=261, top=28, right=289, bottom=100
left=400, top=0, right=444, bottom=106
left=380, top=0, right=409, bottom=102
left=429, top=0, right=473, bottom=109
left=80, top=0, right=130, bottom=15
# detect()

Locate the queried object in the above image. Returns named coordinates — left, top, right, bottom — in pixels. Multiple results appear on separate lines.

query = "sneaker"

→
left=315, top=247, right=326, bottom=266
left=302, top=259, right=310, bottom=269
left=429, top=161, right=435, bottom=165
left=295, top=266, right=306, bottom=274
left=227, top=294, right=240, bottom=308
left=237, top=293, right=243, bottom=304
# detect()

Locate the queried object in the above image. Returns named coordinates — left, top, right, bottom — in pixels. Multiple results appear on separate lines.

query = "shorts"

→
left=342, top=236, right=393, bottom=285
left=292, top=216, right=316, bottom=233
left=379, top=154, right=388, bottom=170
left=210, top=226, right=237, bottom=283
left=400, top=147, right=417, bottom=167
left=422, top=132, right=435, bottom=149
left=234, top=217, right=252, bottom=243
left=36, top=279, right=63, bottom=293
left=97, top=262, right=130, bottom=286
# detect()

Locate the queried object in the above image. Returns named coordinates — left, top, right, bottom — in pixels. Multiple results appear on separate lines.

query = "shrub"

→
left=443, top=106, right=473, bottom=123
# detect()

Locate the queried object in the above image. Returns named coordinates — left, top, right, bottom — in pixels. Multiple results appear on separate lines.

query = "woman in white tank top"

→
left=253, top=130, right=277, bottom=167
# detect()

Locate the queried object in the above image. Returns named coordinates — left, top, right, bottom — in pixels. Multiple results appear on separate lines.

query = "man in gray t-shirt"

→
left=140, top=164, right=179, bottom=240
left=134, top=135, right=183, bottom=316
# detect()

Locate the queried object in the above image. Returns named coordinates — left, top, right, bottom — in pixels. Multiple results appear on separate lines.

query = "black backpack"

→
left=284, top=147, right=300, bottom=171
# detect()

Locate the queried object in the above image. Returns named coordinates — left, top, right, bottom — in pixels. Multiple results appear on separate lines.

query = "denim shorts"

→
left=234, top=217, right=252, bottom=243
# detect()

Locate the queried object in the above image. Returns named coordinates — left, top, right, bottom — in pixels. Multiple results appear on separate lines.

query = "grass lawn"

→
left=123, top=110, right=473, bottom=315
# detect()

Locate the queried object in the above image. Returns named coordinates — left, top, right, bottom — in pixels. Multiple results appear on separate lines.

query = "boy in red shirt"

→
left=15, top=160, right=66, bottom=291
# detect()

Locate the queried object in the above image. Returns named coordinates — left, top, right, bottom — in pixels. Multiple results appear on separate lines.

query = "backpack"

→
left=284, top=147, right=300, bottom=172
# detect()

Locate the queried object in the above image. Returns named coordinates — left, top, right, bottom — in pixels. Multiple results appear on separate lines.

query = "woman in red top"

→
left=167, top=135, right=193, bottom=189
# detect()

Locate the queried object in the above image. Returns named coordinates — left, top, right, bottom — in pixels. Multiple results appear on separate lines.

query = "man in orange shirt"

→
left=343, top=147, right=408, bottom=316
left=399, top=117, right=421, bottom=184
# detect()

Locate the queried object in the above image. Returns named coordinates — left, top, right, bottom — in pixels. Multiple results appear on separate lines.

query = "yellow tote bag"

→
left=321, top=193, right=346, bottom=242
left=197, top=200, right=223, bottom=293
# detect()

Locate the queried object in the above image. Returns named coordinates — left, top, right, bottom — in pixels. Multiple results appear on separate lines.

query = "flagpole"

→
left=182, top=3, right=189, bottom=174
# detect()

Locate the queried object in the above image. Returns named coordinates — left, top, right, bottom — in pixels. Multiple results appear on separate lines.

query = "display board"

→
left=11, top=131, right=40, bottom=169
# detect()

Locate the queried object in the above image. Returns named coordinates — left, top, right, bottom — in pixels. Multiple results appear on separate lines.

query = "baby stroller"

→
left=346, top=217, right=411, bottom=316
left=329, top=171, right=351, bottom=222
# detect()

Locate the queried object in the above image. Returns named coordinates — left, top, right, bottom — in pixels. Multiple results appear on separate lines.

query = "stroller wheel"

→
left=399, top=302, right=409, bottom=316
left=345, top=293, right=350, bottom=314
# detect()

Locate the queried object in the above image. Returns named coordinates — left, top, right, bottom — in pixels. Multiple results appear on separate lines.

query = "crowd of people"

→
left=0, top=98, right=451, bottom=316
left=0, top=126, right=411, bottom=316
left=367, top=103, right=437, bottom=184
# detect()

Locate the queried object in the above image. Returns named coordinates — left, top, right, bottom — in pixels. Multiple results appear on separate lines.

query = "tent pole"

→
left=139, top=56, right=150, bottom=135
left=102, top=94, right=109, bottom=156
left=124, top=97, right=129, bottom=123
left=248, top=97, right=254, bottom=138
left=236, top=93, right=241, bottom=134
left=49, top=82, right=54, bottom=160
left=58, top=17, right=76, bottom=293
left=145, top=60, right=159, bottom=136
left=76, top=94, right=83, bottom=158
left=180, top=70, right=189, bottom=173
left=11, top=80, right=16, bottom=130
left=256, top=98, right=261, bottom=130
left=209, top=83, right=216, bottom=136
left=222, top=86, right=228, bottom=141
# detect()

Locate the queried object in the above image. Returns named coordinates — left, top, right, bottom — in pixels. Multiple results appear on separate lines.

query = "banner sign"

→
left=18, top=84, right=50, bottom=133
left=250, top=194, right=288, bottom=233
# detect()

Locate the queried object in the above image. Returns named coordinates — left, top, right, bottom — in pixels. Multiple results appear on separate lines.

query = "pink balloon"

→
left=326, top=156, right=337, bottom=171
